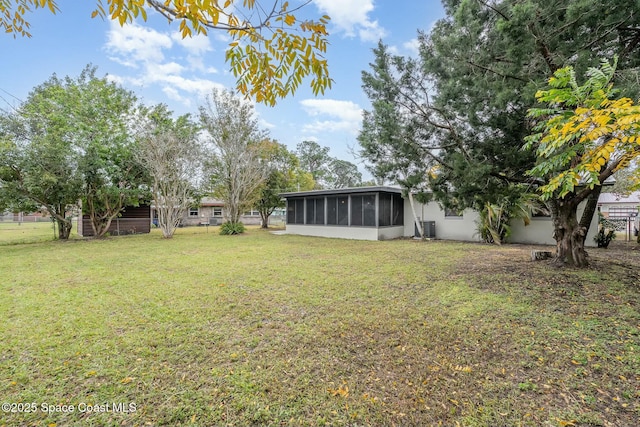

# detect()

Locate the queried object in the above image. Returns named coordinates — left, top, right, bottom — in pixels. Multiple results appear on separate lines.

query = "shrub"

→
left=594, top=225, right=616, bottom=248
left=594, top=212, right=617, bottom=248
left=220, top=221, right=245, bottom=235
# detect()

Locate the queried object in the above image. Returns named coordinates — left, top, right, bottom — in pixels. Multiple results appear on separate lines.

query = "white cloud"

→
left=104, top=21, right=226, bottom=109
left=105, top=21, right=172, bottom=65
left=171, top=31, right=212, bottom=55
left=313, top=0, right=387, bottom=41
left=300, top=99, right=363, bottom=135
left=259, top=118, right=276, bottom=130
left=403, top=38, right=420, bottom=57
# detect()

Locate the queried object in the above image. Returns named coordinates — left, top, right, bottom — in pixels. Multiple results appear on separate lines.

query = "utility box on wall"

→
left=415, top=221, right=436, bottom=238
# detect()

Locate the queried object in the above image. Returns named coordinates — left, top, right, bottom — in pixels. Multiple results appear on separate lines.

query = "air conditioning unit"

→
left=414, top=221, right=435, bottom=238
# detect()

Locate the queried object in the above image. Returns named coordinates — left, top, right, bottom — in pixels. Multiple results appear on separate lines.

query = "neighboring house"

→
left=78, top=204, right=151, bottom=237
left=280, top=186, right=600, bottom=247
left=165, top=197, right=264, bottom=227
left=597, top=191, right=640, bottom=218
left=179, top=197, right=226, bottom=226
left=597, top=191, right=640, bottom=237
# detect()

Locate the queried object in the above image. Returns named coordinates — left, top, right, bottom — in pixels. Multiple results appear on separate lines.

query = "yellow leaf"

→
left=120, top=376, right=134, bottom=384
left=284, top=14, right=296, bottom=26
left=328, top=384, right=349, bottom=397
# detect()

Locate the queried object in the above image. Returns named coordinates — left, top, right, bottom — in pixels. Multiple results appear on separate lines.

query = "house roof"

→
left=598, top=191, right=640, bottom=205
left=280, top=186, right=403, bottom=198
left=200, top=197, right=225, bottom=207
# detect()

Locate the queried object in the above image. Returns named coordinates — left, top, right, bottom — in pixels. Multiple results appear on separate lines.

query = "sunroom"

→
left=280, top=186, right=405, bottom=240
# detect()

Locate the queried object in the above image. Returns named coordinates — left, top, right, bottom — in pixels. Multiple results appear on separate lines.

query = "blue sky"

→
left=0, top=1, right=444, bottom=174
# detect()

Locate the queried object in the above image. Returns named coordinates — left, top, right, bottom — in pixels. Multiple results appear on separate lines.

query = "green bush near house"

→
left=219, top=221, right=246, bottom=235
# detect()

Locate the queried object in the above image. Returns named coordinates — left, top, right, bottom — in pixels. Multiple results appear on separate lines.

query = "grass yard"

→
left=0, top=221, right=66, bottom=245
left=0, top=226, right=639, bottom=427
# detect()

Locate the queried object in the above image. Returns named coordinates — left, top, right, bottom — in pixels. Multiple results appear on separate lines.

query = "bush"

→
left=220, top=221, right=245, bottom=235
left=594, top=212, right=617, bottom=248
left=594, top=225, right=616, bottom=248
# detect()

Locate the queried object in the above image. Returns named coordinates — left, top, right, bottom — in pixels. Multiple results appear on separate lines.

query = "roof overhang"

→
left=280, top=186, right=403, bottom=198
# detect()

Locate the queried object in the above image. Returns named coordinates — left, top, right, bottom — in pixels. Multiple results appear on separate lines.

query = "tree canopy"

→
left=0, top=66, right=150, bottom=239
left=525, top=59, right=640, bottom=266
left=200, top=88, right=269, bottom=229
left=255, top=140, right=314, bottom=228
left=136, top=104, right=202, bottom=238
left=296, top=140, right=362, bottom=189
left=359, top=0, right=640, bottom=260
left=2, top=0, right=332, bottom=106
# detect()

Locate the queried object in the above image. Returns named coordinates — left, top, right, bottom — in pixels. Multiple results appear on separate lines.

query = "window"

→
left=213, top=207, right=223, bottom=217
left=287, top=198, right=305, bottom=224
left=351, top=194, right=376, bottom=227
left=392, top=193, right=404, bottom=226
left=532, top=207, right=551, bottom=218
left=243, top=210, right=260, bottom=216
left=327, top=196, right=349, bottom=225
left=327, top=197, right=337, bottom=225
left=189, top=208, right=199, bottom=217
left=294, top=199, right=304, bottom=224
left=351, top=196, right=363, bottom=226
left=445, top=207, right=462, bottom=218
left=306, top=197, right=325, bottom=225
left=379, top=194, right=391, bottom=227
left=337, top=196, right=348, bottom=225
left=379, top=193, right=404, bottom=226
left=363, top=195, right=376, bottom=226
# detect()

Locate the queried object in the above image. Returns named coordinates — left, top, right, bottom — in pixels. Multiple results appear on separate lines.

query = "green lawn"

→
left=1, top=227, right=638, bottom=426
left=0, top=221, right=64, bottom=245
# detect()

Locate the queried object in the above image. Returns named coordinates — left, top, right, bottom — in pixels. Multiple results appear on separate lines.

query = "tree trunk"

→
left=91, top=216, right=116, bottom=238
left=549, top=199, right=588, bottom=267
left=407, top=191, right=424, bottom=239
left=259, top=211, right=270, bottom=228
left=579, top=184, right=602, bottom=237
left=49, top=204, right=73, bottom=240
left=57, top=217, right=72, bottom=240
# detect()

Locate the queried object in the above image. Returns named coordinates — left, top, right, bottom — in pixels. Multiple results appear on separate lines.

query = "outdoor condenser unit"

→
left=414, top=221, right=436, bottom=238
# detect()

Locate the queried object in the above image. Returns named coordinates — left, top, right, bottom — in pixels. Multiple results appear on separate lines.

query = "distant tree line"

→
left=0, top=66, right=362, bottom=238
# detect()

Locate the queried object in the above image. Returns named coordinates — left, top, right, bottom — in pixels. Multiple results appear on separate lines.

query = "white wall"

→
left=405, top=200, right=599, bottom=247
left=509, top=218, right=555, bottom=245
left=377, top=226, right=405, bottom=240
left=285, top=225, right=404, bottom=241
left=285, top=225, right=380, bottom=240
left=404, top=202, right=482, bottom=241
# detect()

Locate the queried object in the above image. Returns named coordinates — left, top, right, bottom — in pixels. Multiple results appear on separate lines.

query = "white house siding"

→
left=285, top=224, right=380, bottom=240
left=404, top=202, right=481, bottom=242
left=509, top=202, right=598, bottom=247
left=508, top=218, right=556, bottom=245
left=377, top=226, right=405, bottom=240
left=406, top=200, right=598, bottom=247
